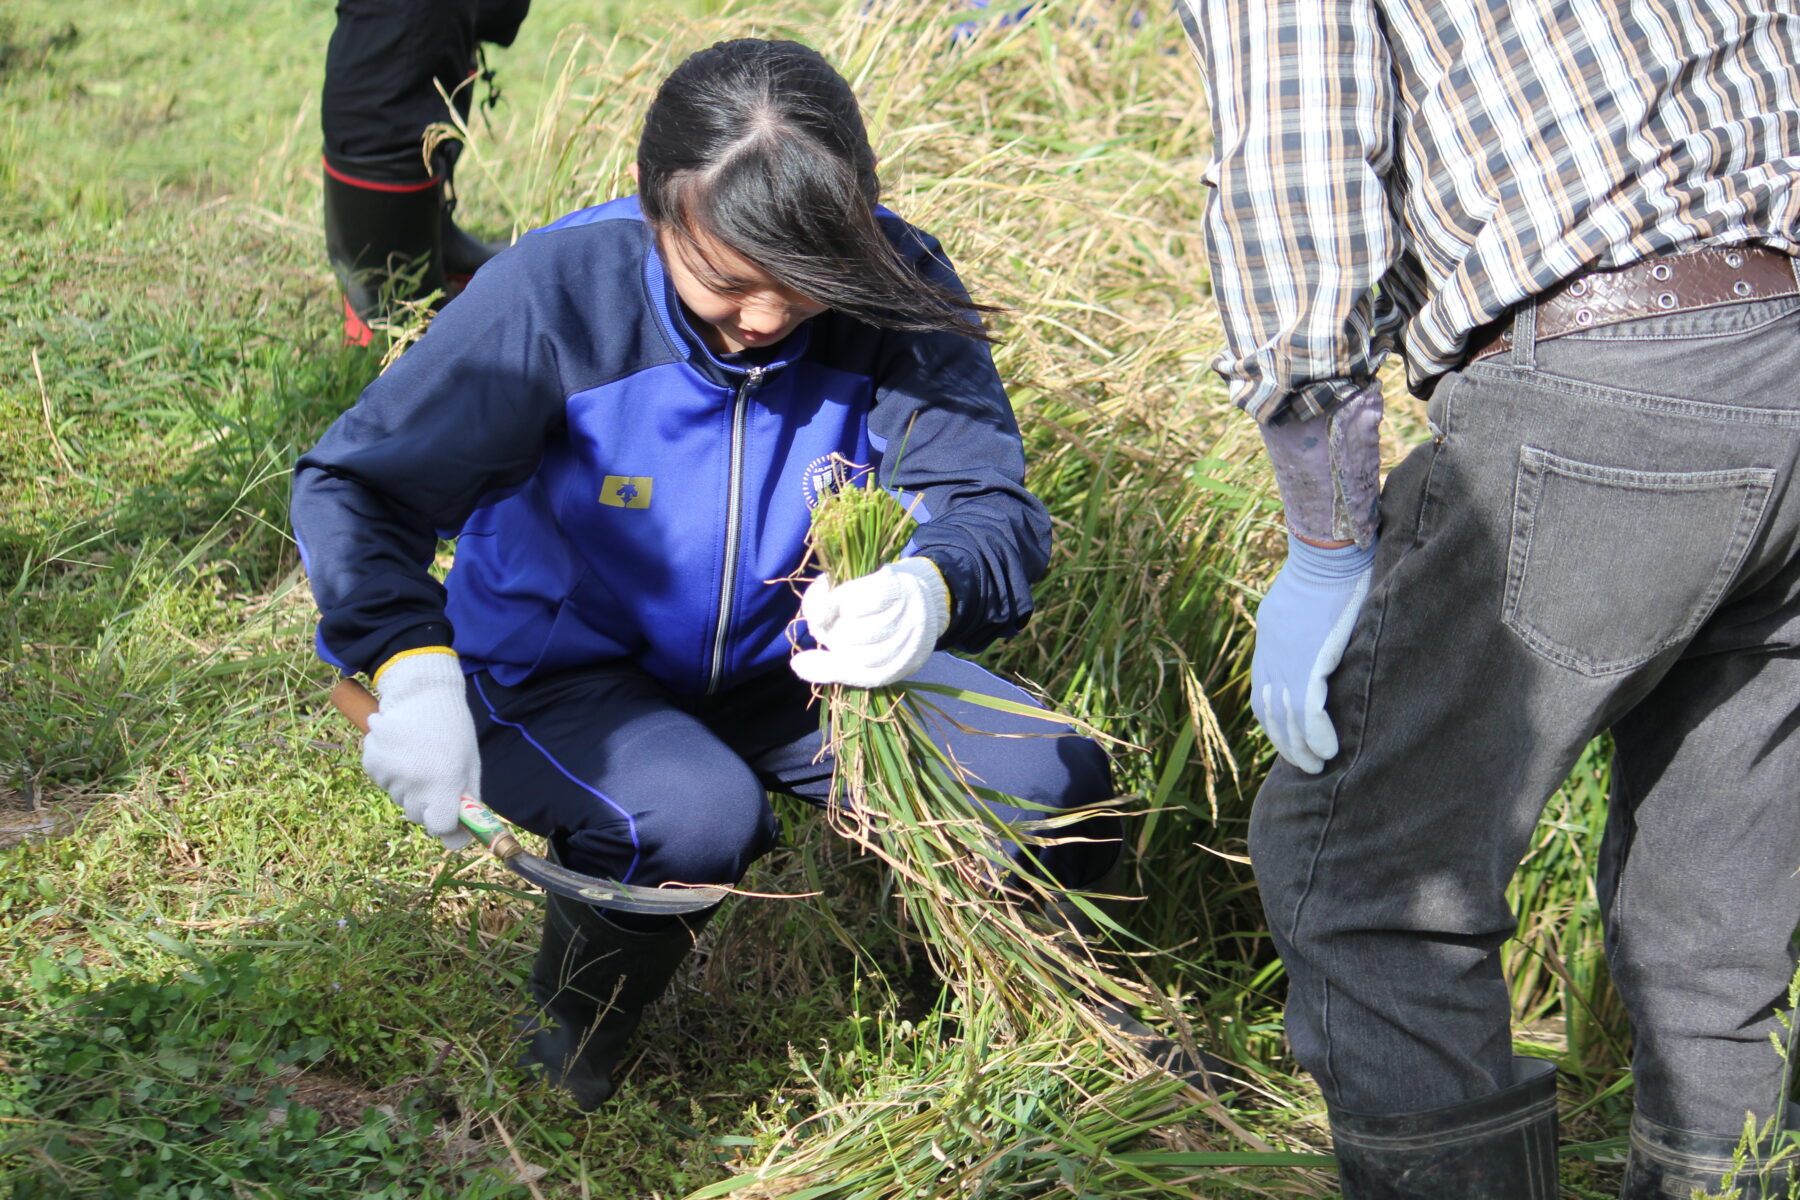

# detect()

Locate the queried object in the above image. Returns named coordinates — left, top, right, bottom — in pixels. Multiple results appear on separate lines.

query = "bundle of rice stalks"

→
left=800, top=471, right=1136, bottom=1022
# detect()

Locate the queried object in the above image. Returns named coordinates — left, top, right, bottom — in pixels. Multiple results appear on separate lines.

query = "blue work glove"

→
left=1250, top=535, right=1378, bottom=773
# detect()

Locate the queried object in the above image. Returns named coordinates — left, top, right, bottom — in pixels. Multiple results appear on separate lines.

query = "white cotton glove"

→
left=790, top=557, right=951, bottom=689
left=362, top=649, right=478, bottom=849
left=1250, top=535, right=1378, bottom=774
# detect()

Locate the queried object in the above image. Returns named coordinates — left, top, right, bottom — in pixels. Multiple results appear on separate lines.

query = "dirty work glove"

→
left=790, top=558, right=951, bottom=689
left=362, top=648, right=477, bottom=849
left=1251, top=535, right=1377, bottom=774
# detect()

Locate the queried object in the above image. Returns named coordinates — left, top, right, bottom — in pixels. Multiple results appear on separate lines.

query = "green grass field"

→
left=0, top=1, right=1722, bottom=1196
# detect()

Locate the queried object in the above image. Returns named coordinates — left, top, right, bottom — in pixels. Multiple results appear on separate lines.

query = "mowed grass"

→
left=0, top=1, right=1659, bottom=1196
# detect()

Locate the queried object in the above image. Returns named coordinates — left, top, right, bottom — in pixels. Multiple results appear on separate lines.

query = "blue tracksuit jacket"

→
left=291, top=197, right=1050, bottom=696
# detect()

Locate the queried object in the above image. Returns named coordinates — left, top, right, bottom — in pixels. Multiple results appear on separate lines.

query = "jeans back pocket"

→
left=1503, top=445, right=1775, bottom=676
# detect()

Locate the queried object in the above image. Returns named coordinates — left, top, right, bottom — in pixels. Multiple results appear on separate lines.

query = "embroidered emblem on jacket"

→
left=599, top=476, right=653, bottom=509
left=802, top=453, right=870, bottom=510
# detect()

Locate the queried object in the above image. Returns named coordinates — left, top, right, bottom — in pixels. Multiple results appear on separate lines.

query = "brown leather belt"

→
left=1466, top=245, right=1798, bottom=365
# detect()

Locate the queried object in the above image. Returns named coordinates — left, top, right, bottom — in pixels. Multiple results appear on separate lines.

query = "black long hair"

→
left=637, top=38, right=998, bottom=341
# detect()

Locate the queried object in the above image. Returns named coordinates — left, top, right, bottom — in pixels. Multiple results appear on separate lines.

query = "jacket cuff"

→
left=364, top=622, right=456, bottom=680
left=1258, top=382, right=1383, bottom=548
left=913, top=545, right=1001, bottom=648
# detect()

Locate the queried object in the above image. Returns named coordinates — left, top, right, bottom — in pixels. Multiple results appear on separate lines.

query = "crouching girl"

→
left=291, top=37, right=1118, bottom=1110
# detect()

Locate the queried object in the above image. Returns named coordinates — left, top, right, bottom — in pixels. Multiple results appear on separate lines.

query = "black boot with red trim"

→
left=322, top=149, right=446, bottom=346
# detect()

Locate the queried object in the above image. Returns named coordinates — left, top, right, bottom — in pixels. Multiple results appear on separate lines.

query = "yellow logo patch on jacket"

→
left=599, top=476, right=653, bottom=509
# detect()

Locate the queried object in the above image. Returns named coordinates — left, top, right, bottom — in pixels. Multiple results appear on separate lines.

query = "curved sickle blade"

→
left=501, top=847, right=728, bottom=914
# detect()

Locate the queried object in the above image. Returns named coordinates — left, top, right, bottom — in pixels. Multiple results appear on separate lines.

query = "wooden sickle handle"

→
left=329, top=676, right=381, bottom=734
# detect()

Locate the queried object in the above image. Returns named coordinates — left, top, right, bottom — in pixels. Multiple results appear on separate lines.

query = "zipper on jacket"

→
left=706, top=365, right=764, bottom=693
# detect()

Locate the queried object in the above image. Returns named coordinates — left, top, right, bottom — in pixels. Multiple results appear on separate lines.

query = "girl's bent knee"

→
left=636, top=780, right=777, bottom=887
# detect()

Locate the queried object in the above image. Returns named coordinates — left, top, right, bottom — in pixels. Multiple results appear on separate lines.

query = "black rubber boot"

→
left=1329, top=1057, right=1560, bottom=1199
left=322, top=150, right=447, bottom=345
left=1620, top=1110, right=1794, bottom=1199
left=520, top=890, right=716, bottom=1112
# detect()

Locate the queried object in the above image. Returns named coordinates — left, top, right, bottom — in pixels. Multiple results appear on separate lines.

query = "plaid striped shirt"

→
left=1177, top=0, right=1800, bottom=425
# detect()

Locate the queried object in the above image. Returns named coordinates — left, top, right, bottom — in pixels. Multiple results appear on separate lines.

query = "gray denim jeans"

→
left=1250, top=284, right=1800, bottom=1142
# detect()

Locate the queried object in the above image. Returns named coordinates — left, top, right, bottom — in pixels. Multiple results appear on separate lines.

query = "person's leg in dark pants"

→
left=1251, top=297, right=1800, bottom=1198
left=465, top=651, right=1117, bottom=1108
left=466, top=663, right=778, bottom=1109
left=1248, top=370, right=1588, bottom=1198
left=1544, top=304, right=1800, bottom=1200
left=320, top=0, right=519, bottom=341
left=1534, top=298, right=1800, bottom=1200
left=468, top=666, right=779, bottom=895
left=1606, top=643, right=1800, bottom=1199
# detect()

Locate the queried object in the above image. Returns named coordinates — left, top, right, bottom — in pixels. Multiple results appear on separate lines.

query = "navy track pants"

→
left=464, top=653, right=1120, bottom=908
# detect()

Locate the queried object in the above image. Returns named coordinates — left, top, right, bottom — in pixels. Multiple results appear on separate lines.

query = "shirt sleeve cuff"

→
left=1257, top=382, right=1383, bottom=548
